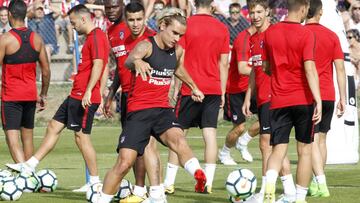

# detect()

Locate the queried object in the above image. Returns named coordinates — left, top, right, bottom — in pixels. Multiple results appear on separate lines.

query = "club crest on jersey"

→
left=119, top=31, right=124, bottom=40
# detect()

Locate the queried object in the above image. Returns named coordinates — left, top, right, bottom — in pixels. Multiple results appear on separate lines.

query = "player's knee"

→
left=297, top=143, right=312, bottom=157
left=113, top=161, right=132, bottom=176
left=233, top=123, right=245, bottom=135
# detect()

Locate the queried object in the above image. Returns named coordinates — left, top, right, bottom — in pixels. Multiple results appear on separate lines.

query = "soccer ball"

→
left=86, top=182, right=102, bottom=203
left=0, top=169, right=12, bottom=179
left=225, top=168, right=257, bottom=200
left=15, top=171, right=40, bottom=193
left=0, top=177, right=23, bottom=201
left=113, top=179, right=132, bottom=201
left=36, top=169, right=58, bottom=192
left=228, top=195, right=243, bottom=203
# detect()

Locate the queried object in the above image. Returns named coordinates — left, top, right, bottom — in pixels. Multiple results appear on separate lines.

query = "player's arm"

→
left=0, top=34, right=8, bottom=66
left=334, top=59, right=346, bottom=117
left=36, top=34, right=51, bottom=112
left=125, top=40, right=153, bottom=81
left=82, top=59, right=104, bottom=108
left=238, top=61, right=252, bottom=75
left=263, top=60, right=271, bottom=75
left=304, top=60, right=322, bottom=124
left=103, top=64, right=120, bottom=117
left=242, top=69, right=255, bottom=117
left=174, top=46, right=204, bottom=102
left=219, top=53, right=229, bottom=107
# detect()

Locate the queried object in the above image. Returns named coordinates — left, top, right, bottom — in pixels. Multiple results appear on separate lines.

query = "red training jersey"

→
left=108, top=24, right=155, bottom=93
left=226, top=29, right=251, bottom=94
left=70, top=28, right=110, bottom=104
left=179, top=14, right=230, bottom=96
left=305, top=23, right=344, bottom=101
left=250, top=30, right=271, bottom=107
left=263, top=21, right=315, bottom=109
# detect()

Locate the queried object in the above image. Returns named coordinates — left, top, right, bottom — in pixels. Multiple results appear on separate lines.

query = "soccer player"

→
left=217, top=24, right=260, bottom=166
left=242, top=0, right=296, bottom=202
left=305, top=0, right=346, bottom=197
left=104, top=0, right=160, bottom=201
left=0, top=0, right=50, bottom=164
left=97, top=8, right=207, bottom=203
left=6, top=4, right=109, bottom=192
left=164, top=0, right=229, bottom=194
left=262, top=0, right=322, bottom=202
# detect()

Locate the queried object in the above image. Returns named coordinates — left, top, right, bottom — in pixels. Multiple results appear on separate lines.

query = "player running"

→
left=6, top=5, right=109, bottom=191
left=262, top=0, right=322, bottom=202
left=97, top=8, right=206, bottom=203
left=305, top=0, right=346, bottom=198
left=0, top=0, right=50, bottom=164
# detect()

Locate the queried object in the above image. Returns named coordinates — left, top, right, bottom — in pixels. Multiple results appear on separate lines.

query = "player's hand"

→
left=242, top=99, right=252, bottom=117
left=82, top=90, right=92, bottom=109
left=313, top=101, right=322, bottom=125
left=36, top=95, right=47, bottom=113
left=191, top=88, right=204, bottom=102
left=134, top=60, right=153, bottom=81
left=220, top=94, right=225, bottom=108
left=103, top=96, right=113, bottom=118
left=336, top=99, right=346, bottom=118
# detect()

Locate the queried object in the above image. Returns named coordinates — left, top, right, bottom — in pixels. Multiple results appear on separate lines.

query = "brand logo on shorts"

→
left=262, top=126, right=270, bottom=131
left=232, top=115, right=238, bottom=121
left=172, top=122, right=180, bottom=126
left=120, top=136, right=126, bottom=143
left=70, top=124, right=79, bottom=127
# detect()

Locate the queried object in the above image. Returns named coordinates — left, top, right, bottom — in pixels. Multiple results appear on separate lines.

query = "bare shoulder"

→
left=175, top=45, right=183, bottom=60
left=31, top=32, right=44, bottom=51
left=0, top=32, right=15, bottom=45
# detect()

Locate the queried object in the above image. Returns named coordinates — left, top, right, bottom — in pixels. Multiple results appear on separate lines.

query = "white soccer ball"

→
left=225, top=168, right=257, bottom=200
left=86, top=182, right=102, bottom=203
left=113, top=179, right=132, bottom=201
left=0, top=169, right=12, bottom=180
left=228, top=194, right=243, bottom=203
left=0, top=177, right=23, bottom=201
left=36, top=169, right=58, bottom=192
left=15, top=171, right=40, bottom=193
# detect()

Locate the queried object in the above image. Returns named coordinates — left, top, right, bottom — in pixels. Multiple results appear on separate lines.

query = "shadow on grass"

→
left=39, top=187, right=84, bottom=201
left=170, top=188, right=227, bottom=203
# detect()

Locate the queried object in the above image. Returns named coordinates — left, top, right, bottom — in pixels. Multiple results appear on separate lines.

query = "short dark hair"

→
left=8, top=0, right=27, bottom=21
left=0, top=6, right=8, bottom=13
left=154, top=0, right=164, bottom=5
left=67, top=4, right=91, bottom=16
left=287, top=0, right=310, bottom=12
left=125, top=1, right=145, bottom=16
left=347, top=29, right=360, bottom=43
left=307, top=0, right=322, bottom=19
left=247, top=0, right=269, bottom=10
left=229, top=3, right=241, bottom=11
left=194, top=0, right=213, bottom=8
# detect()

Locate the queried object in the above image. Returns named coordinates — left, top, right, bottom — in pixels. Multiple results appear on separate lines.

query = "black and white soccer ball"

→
left=0, top=177, right=23, bottom=201
left=86, top=182, right=102, bottom=203
left=113, top=179, right=132, bottom=201
left=225, top=168, right=257, bottom=200
left=15, top=171, right=40, bottom=193
left=36, top=169, right=58, bottom=192
left=0, top=169, right=12, bottom=180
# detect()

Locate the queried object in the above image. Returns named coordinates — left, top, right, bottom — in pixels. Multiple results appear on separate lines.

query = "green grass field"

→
left=0, top=121, right=359, bottom=203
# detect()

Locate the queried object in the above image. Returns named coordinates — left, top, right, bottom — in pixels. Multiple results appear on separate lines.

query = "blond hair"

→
left=156, top=7, right=186, bottom=28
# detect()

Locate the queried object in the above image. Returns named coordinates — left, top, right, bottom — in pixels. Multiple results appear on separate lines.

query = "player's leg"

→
left=294, top=105, right=315, bottom=202
left=20, top=101, right=37, bottom=161
left=99, top=148, right=138, bottom=203
left=5, top=129, right=25, bottom=163
left=264, top=107, right=293, bottom=203
left=278, top=156, right=296, bottom=202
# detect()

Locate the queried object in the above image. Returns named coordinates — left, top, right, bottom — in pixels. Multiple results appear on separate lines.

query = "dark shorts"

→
left=270, top=105, right=315, bottom=145
left=223, top=92, right=258, bottom=124
left=1, top=101, right=36, bottom=130
left=175, top=95, right=221, bottom=129
left=120, top=92, right=128, bottom=128
left=53, top=97, right=99, bottom=134
left=314, top=101, right=335, bottom=134
left=258, top=102, right=271, bottom=134
left=117, top=108, right=181, bottom=156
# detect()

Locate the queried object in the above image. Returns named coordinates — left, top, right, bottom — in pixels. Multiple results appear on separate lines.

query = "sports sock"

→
left=265, top=169, right=278, bottom=184
left=204, top=163, right=216, bottom=186
left=312, top=175, right=318, bottom=183
left=237, top=131, right=252, bottom=146
left=98, top=191, right=113, bottom=203
left=296, top=184, right=308, bottom=201
left=89, top=176, right=100, bottom=184
left=26, top=156, right=39, bottom=169
left=260, top=176, right=266, bottom=194
left=221, top=145, right=231, bottom=154
left=316, top=175, right=326, bottom=185
left=281, top=174, right=296, bottom=197
left=184, top=158, right=201, bottom=176
left=164, top=163, right=179, bottom=187
left=149, top=185, right=164, bottom=199
left=133, top=185, right=147, bottom=197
